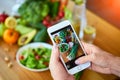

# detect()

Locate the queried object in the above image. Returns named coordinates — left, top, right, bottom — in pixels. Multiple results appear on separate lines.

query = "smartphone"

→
left=47, top=20, right=91, bottom=74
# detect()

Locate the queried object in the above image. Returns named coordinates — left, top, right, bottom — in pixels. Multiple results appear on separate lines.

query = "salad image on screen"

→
left=51, top=25, right=85, bottom=69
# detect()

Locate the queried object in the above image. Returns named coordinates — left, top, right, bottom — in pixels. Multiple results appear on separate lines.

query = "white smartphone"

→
left=47, top=20, right=91, bottom=75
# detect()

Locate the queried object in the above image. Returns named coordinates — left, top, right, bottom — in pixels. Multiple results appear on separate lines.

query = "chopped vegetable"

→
left=67, top=43, right=79, bottom=60
left=19, top=47, right=51, bottom=69
left=59, top=43, right=69, bottom=53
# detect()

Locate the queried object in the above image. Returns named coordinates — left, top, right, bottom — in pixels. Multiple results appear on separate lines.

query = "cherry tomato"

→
left=0, top=12, right=8, bottom=23
left=35, top=55, right=41, bottom=60
left=19, top=55, right=24, bottom=60
left=43, top=62, right=49, bottom=67
left=42, top=19, right=49, bottom=26
left=58, top=11, right=64, bottom=19
left=42, top=19, right=51, bottom=28
left=45, top=15, right=50, bottom=21
left=54, top=16, right=60, bottom=21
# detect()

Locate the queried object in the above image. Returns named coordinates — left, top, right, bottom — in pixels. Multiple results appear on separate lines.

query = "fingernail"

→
left=75, top=60, right=80, bottom=64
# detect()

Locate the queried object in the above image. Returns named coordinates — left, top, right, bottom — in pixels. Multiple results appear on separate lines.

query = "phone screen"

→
left=51, top=25, right=85, bottom=70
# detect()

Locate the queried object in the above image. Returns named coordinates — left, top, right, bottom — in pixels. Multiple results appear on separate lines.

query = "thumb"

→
left=75, top=54, right=92, bottom=64
left=50, top=45, right=60, bottom=61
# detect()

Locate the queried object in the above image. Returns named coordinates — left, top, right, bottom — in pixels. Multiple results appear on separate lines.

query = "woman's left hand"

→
left=49, top=45, right=75, bottom=80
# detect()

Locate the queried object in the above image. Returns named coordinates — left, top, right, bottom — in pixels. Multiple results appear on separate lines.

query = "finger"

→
left=75, top=54, right=93, bottom=64
left=81, top=41, right=92, bottom=55
left=50, top=45, right=60, bottom=61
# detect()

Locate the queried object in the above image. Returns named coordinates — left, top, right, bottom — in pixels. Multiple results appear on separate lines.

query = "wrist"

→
left=108, top=54, right=115, bottom=72
left=53, top=75, right=75, bottom=80
left=109, top=56, right=120, bottom=75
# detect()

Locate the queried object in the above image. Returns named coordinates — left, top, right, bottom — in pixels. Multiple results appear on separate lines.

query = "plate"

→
left=16, top=42, right=52, bottom=72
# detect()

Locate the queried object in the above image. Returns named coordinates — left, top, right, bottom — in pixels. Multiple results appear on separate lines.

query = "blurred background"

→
left=0, top=0, right=120, bottom=29
left=87, top=0, right=120, bottom=29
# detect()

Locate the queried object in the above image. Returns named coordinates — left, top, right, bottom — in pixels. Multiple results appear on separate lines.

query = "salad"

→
left=19, top=47, right=51, bottom=69
left=59, top=43, right=69, bottom=53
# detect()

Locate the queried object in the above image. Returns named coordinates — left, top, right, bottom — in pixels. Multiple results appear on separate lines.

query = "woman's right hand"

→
left=75, top=42, right=115, bottom=74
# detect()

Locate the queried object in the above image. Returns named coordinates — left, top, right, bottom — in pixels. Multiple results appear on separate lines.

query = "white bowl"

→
left=16, top=42, right=52, bottom=72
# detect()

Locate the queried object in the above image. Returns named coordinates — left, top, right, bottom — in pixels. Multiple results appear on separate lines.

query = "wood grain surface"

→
left=80, top=10, right=120, bottom=80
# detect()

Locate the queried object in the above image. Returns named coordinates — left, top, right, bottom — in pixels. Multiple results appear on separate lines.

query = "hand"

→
left=75, top=42, right=114, bottom=74
left=49, top=45, right=75, bottom=80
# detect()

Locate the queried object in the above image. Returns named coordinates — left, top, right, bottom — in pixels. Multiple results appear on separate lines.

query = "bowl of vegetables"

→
left=58, top=43, right=69, bottom=54
left=16, top=42, right=52, bottom=72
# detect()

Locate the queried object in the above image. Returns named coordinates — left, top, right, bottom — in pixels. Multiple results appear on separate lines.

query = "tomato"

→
left=42, top=19, right=51, bottom=28
left=35, top=55, right=41, bottom=60
left=0, top=12, right=8, bottom=23
left=43, top=62, right=49, bottom=66
left=58, top=11, right=64, bottom=19
left=19, top=55, right=24, bottom=60
left=44, top=15, right=50, bottom=21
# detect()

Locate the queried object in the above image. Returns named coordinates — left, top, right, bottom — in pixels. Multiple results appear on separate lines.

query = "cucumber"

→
left=67, top=43, right=79, bottom=60
left=33, top=27, right=48, bottom=42
left=28, top=23, right=46, bottom=30
left=74, top=71, right=83, bottom=80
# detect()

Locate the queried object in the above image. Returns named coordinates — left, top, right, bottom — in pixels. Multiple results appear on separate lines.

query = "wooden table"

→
left=80, top=10, right=120, bottom=80
left=0, top=10, right=120, bottom=80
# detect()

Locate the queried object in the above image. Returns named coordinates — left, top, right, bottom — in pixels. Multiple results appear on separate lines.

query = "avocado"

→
left=15, top=25, right=34, bottom=35
left=18, top=29, right=37, bottom=46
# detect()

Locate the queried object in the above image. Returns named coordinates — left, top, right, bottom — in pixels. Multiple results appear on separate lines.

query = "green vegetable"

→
left=19, top=47, right=51, bottom=69
left=18, top=1, right=49, bottom=24
left=67, top=43, right=79, bottom=60
left=49, top=1, right=60, bottom=18
left=0, top=23, right=6, bottom=37
left=64, top=8, right=72, bottom=20
left=26, top=56, right=37, bottom=68
left=37, top=60, right=46, bottom=69
left=15, top=25, right=35, bottom=35
left=72, top=0, right=84, bottom=5
left=59, top=29, right=68, bottom=39
left=33, top=27, right=49, bottom=42
left=74, top=71, right=83, bottom=80
left=28, top=22, right=49, bottom=42
left=59, top=43, right=69, bottom=53
left=17, top=18, right=27, bottom=25
left=28, top=22, right=46, bottom=30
